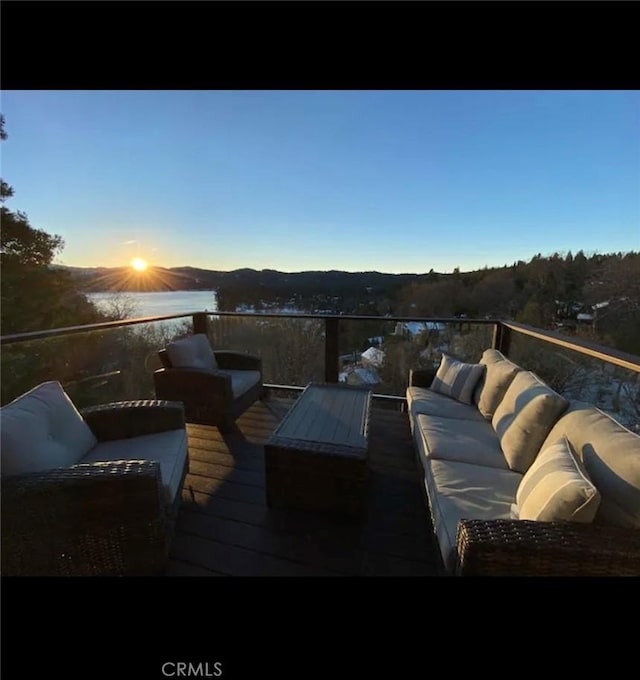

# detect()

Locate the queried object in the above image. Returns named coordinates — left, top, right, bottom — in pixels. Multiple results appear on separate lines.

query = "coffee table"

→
left=265, top=383, right=372, bottom=518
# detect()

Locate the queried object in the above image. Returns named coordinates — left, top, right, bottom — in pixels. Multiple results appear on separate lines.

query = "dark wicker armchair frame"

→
left=1, top=400, right=187, bottom=577
left=153, top=346, right=264, bottom=430
left=408, top=368, right=640, bottom=577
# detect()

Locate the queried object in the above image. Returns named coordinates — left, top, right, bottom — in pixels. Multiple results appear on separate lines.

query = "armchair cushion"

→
left=219, top=369, right=262, bottom=398
left=82, top=428, right=188, bottom=504
left=1, top=381, right=97, bottom=476
left=166, top=333, right=218, bottom=370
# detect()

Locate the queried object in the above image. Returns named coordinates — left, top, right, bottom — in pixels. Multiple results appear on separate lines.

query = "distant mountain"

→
left=64, top=265, right=426, bottom=296
left=67, top=265, right=205, bottom=292
left=63, top=264, right=432, bottom=314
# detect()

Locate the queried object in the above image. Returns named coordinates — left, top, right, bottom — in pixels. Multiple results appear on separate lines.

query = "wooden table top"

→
left=270, top=383, right=372, bottom=452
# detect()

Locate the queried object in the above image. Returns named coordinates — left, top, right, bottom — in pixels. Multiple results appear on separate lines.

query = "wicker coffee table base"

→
left=265, top=384, right=371, bottom=519
left=266, top=438, right=368, bottom=518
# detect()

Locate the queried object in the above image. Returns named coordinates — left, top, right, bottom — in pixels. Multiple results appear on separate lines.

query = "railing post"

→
left=492, top=321, right=511, bottom=357
left=192, top=312, right=211, bottom=337
left=325, top=317, right=339, bottom=383
left=491, top=322, right=502, bottom=351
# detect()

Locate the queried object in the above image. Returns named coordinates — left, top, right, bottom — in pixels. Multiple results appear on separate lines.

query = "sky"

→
left=1, top=90, right=639, bottom=274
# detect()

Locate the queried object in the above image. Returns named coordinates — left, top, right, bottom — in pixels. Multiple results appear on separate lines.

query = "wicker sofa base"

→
left=456, top=518, right=640, bottom=577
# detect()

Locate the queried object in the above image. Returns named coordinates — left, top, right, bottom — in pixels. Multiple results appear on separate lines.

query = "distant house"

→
left=577, top=301, right=609, bottom=324
left=554, top=299, right=614, bottom=331
left=346, top=366, right=381, bottom=387
left=361, top=346, right=385, bottom=368
left=394, top=321, right=445, bottom=337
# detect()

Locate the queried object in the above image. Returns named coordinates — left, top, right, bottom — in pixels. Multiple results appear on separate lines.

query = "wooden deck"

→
left=167, top=397, right=440, bottom=576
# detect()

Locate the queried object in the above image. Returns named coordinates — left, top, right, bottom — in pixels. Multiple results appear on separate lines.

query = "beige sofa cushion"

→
left=514, top=436, right=601, bottom=522
left=414, top=414, right=509, bottom=470
left=430, top=354, right=485, bottom=405
left=424, top=458, right=523, bottom=572
left=492, top=371, right=569, bottom=473
left=83, top=428, right=188, bottom=505
left=474, top=349, right=522, bottom=420
left=407, top=387, right=485, bottom=424
left=540, top=402, right=640, bottom=529
left=0, top=381, right=97, bottom=476
left=167, top=333, right=218, bottom=370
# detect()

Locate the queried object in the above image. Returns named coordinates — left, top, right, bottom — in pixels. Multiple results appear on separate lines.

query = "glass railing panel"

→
left=508, top=332, right=640, bottom=433
left=207, top=314, right=325, bottom=387
left=337, top=319, right=495, bottom=396
left=5, top=313, right=636, bottom=428
left=1, top=319, right=192, bottom=409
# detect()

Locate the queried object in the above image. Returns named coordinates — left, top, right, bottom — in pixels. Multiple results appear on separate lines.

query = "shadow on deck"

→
left=168, top=398, right=440, bottom=576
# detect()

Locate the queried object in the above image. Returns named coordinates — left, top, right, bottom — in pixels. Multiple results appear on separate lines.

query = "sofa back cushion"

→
left=473, top=349, right=522, bottom=420
left=0, top=381, right=98, bottom=476
left=430, top=354, right=485, bottom=405
left=166, top=334, right=217, bottom=370
left=514, top=436, right=601, bottom=522
left=492, top=371, right=569, bottom=473
left=540, top=402, right=640, bottom=529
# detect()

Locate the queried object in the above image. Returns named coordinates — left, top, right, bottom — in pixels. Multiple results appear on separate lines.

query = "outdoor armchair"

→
left=153, top=333, right=263, bottom=430
left=1, top=381, right=188, bottom=576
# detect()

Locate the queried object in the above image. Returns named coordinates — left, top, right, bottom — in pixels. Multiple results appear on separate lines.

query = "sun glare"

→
left=130, top=257, right=148, bottom=272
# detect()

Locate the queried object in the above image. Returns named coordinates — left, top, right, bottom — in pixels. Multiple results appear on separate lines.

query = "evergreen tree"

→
left=1, top=115, right=102, bottom=334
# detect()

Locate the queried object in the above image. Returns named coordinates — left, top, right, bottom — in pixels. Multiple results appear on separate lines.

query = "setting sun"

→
left=130, top=257, right=148, bottom=272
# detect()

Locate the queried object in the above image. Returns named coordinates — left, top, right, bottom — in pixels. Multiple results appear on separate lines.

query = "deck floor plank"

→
left=169, top=397, right=438, bottom=576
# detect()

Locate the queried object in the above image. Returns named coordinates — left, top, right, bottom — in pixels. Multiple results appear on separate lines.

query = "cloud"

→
left=122, top=240, right=137, bottom=245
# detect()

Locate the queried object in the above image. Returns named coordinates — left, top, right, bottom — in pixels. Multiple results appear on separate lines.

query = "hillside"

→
left=69, top=265, right=427, bottom=310
left=65, top=251, right=640, bottom=354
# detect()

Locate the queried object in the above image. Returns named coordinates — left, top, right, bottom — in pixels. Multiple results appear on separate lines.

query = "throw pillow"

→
left=167, top=333, right=218, bottom=370
left=514, top=436, right=601, bottom=522
left=492, top=371, right=569, bottom=473
left=538, top=401, right=640, bottom=529
left=474, top=349, right=521, bottom=420
left=430, top=354, right=485, bottom=405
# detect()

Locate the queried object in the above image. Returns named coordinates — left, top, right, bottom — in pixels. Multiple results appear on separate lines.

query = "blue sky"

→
left=2, top=90, right=638, bottom=274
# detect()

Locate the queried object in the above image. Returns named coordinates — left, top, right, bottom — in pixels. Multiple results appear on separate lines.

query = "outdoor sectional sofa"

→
left=407, top=349, right=640, bottom=576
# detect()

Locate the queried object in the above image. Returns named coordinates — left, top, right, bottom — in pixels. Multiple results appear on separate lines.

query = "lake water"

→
left=88, top=290, right=218, bottom=319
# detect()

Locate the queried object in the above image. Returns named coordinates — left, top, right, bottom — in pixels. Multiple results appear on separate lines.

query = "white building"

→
left=361, top=346, right=385, bottom=368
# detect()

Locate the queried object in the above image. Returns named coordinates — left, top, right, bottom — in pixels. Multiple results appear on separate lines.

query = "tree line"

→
left=393, top=252, right=640, bottom=354
left=0, top=115, right=108, bottom=335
